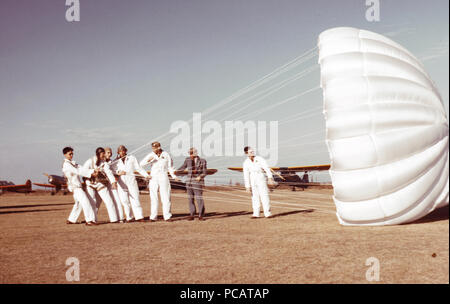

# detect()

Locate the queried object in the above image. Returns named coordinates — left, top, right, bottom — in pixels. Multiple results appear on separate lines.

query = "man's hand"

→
left=117, top=171, right=126, bottom=176
left=111, top=182, right=117, bottom=190
left=195, top=176, right=202, bottom=182
left=92, top=169, right=100, bottom=178
left=174, top=177, right=181, bottom=182
left=245, top=187, right=251, bottom=193
left=268, top=178, right=275, bottom=186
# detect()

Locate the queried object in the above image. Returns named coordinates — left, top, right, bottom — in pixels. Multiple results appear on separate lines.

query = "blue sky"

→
left=0, top=0, right=448, bottom=184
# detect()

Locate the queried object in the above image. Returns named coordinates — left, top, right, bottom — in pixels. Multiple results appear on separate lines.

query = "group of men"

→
left=62, top=142, right=275, bottom=226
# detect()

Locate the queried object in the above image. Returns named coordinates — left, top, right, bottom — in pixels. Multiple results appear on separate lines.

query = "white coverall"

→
left=243, top=156, right=273, bottom=217
left=83, top=157, right=120, bottom=223
left=140, top=151, right=177, bottom=221
left=63, top=159, right=96, bottom=223
left=105, top=159, right=127, bottom=222
left=111, top=155, right=149, bottom=221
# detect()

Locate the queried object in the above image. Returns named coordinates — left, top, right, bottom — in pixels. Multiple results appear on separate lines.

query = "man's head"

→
left=117, top=145, right=127, bottom=158
left=105, top=147, right=113, bottom=161
left=244, top=146, right=255, bottom=157
left=189, top=147, right=198, bottom=160
left=63, top=147, right=74, bottom=161
left=95, top=147, right=106, bottom=161
left=151, top=141, right=161, bottom=153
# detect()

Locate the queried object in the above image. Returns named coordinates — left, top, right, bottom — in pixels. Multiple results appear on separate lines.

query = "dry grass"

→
left=0, top=188, right=448, bottom=284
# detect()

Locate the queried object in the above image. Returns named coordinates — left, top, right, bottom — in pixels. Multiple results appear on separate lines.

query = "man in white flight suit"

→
left=140, top=142, right=180, bottom=222
left=62, top=146, right=98, bottom=226
left=112, top=145, right=150, bottom=222
left=83, top=147, right=120, bottom=223
left=105, top=147, right=127, bottom=223
left=243, top=146, right=274, bottom=218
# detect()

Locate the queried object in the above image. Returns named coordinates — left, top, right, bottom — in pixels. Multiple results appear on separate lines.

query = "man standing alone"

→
left=177, top=148, right=208, bottom=221
left=243, top=146, right=274, bottom=219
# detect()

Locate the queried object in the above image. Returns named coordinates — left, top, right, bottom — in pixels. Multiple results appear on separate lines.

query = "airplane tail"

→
left=25, top=179, right=32, bottom=192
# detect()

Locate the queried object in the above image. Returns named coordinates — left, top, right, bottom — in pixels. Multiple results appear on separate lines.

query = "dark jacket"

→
left=177, top=157, right=207, bottom=185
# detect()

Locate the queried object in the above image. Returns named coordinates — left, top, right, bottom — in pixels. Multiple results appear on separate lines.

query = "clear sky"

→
left=0, top=0, right=448, bottom=185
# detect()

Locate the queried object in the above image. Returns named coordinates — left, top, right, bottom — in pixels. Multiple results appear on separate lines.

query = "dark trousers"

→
left=187, top=182, right=205, bottom=217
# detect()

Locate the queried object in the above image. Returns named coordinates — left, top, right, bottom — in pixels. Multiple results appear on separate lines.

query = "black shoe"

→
left=198, top=217, right=205, bottom=221
left=136, top=218, right=146, bottom=223
left=165, top=218, right=173, bottom=222
left=66, top=220, right=76, bottom=224
left=149, top=219, right=157, bottom=222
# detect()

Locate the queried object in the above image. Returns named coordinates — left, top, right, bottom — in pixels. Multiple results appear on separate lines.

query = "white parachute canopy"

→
left=318, top=27, right=449, bottom=226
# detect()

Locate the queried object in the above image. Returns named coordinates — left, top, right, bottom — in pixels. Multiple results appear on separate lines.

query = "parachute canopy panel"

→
left=318, top=27, right=449, bottom=226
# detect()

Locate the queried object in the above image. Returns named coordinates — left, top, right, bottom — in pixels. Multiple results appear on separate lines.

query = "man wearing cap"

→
left=243, top=146, right=274, bottom=218
left=140, top=142, right=180, bottom=222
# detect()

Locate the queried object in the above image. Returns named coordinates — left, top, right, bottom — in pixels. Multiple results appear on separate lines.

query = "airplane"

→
left=33, top=173, right=69, bottom=195
left=134, top=169, right=218, bottom=191
left=228, top=165, right=330, bottom=191
left=33, top=168, right=219, bottom=194
left=0, top=180, right=33, bottom=194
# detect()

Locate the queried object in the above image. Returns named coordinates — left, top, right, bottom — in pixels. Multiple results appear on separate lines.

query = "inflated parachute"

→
left=318, top=27, right=449, bottom=226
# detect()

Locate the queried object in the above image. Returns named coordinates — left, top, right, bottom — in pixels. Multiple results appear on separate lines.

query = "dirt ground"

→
left=0, top=188, right=448, bottom=284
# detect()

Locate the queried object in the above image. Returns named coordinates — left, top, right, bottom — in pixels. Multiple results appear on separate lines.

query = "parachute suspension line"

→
left=206, top=51, right=318, bottom=121
left=278, top=107, right=323, bottom=126
left=277, top=129, right=326, bottom=145
left=236, top=83, right=321, bottom=121
left=171, top=186, right=336, bottom=214
left=194, top=84, right=322, bottom=155
left=217, top=62, right=319, bottom=122
left=170, top=192, right=335, bottom=214
left=184, top=64, right=320, bottom=147
left=110, top=47, right=319, bottom=164
left=203, top=130, right=327, bottom=169
left=279, top=140, right=326, bottom=149
left=200, top=46, right=318, bottom=118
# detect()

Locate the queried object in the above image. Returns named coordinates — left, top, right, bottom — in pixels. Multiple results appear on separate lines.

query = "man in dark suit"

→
left=177, top=147, right=208, bottom=221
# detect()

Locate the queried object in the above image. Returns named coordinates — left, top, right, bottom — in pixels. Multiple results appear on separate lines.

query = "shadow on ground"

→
left=0, top=203, right=73, bottom=209
left=409, top=205, right=449, bottom=224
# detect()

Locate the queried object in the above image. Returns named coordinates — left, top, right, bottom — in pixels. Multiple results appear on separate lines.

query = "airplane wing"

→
left=0, top=184, right=21, bottom=189
left=228, top=164, right=330, bottom=172
left=0, top=180, right=32, bottom=192
left=33, top=183, right=56, bottom=188
left=270, top=165, right=330, bottom=172
left=174, top=169, right=218, bottom=176
left=134, top=169, right=218, bottom=177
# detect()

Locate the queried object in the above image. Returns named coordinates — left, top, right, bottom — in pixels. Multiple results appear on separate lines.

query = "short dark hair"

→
left=63, top=147, right=73, bottom=155
left=244, top=146, right=250, bottom=154
left=117, top=145, right=127, bottom=153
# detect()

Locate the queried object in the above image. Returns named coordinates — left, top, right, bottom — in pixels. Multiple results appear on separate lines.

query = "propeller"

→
left=43, top=173, right=53, bottom=183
